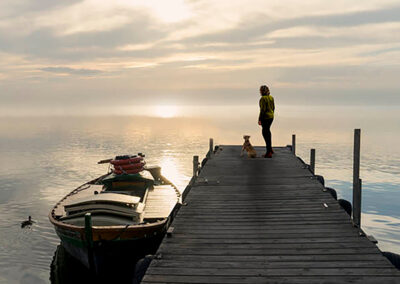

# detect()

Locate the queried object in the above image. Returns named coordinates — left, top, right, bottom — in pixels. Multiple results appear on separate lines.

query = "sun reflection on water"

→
left=152, top=105, right=179, bottom=118
left=158, top=154, right=187, bottom=191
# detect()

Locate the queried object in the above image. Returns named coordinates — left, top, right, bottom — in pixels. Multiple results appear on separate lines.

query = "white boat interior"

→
left=63, top=192, right=144, bottom=224
left=53, top=179, right=179, bottom=226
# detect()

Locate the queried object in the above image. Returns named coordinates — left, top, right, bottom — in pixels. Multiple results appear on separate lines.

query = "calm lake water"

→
left=1, top=105, right=400, bottom=283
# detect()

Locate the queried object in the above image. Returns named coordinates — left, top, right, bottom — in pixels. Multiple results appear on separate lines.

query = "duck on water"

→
left=21, top=216, right=35, bottom=228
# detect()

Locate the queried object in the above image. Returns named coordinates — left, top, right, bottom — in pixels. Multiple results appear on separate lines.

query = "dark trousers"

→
left=261, top=118, right=273, bottom=153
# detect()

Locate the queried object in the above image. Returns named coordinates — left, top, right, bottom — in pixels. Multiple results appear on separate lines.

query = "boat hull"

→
left=55, top=220, right=168, bottom=273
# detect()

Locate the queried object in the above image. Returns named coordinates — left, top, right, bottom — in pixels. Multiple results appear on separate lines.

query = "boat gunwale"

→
left=48, top=172, right=180, bottom=233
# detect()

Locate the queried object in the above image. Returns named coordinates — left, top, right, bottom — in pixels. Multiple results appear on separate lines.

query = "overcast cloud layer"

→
left=0, top=0, right=399, bottom=115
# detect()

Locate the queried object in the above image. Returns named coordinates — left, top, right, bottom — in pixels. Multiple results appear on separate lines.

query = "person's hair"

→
left=260, top=85, right=270, bottom=96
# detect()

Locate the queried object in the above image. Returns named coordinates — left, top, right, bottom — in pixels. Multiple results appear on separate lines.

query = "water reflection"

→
left=363, top=213, right=400, bottom=253
left=50, top=245, right=138, bottom=284
left=0, top=106, right=400, bottom=283
left=50, top=245, right=93, bottom=284
left=0, top=116, right=209, bottom=283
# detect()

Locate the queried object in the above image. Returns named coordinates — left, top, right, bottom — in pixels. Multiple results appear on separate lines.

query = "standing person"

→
left=258, top=85, right=275, bottom=158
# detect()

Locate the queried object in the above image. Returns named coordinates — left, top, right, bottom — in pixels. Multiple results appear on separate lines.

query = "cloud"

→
left=182, top=5, right=400, bottom=45
left=1, top=0, right=400, bottom=114
left=0, top=2, right=169, bottom=61
left=40, top=67, right=102, bottom=76
left=0, top=0, right=82, bottom=17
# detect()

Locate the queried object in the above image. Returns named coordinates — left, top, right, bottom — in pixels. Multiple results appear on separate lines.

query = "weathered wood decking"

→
left=142, top=146, right=400, bottom=283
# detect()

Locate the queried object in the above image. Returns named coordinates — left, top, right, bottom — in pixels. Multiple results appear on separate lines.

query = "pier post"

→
left=352, top=129, right=361, bottom=227
left=310, top=149, right=316, bottom=174
left=292, top=134, right=296, bottom=155
left=209, top=138, right=214, bottom=158
left=193, top=155, right=199, bottom=177
left=85, top=213, right=95, bottom=271
left=356, top=179, right=362, bottom=227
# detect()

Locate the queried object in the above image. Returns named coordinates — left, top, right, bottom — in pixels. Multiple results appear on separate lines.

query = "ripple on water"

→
left=1, top=113, right=400, bottom=283
left=362, top=213, right=400, bottom=254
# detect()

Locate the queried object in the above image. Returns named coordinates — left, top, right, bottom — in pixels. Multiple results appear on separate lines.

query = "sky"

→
left=0, top=0, right=400, bottom=115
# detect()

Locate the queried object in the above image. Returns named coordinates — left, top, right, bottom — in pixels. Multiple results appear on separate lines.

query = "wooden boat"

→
left=48, top=156, right=181, bottom=273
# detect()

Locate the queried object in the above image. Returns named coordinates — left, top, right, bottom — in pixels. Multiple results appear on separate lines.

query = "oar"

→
left=97, top=158, right=113, bottom=164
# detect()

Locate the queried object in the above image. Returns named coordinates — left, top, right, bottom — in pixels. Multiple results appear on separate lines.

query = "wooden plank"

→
left=173, top=213, right=351, bottom=219
left=195, top=178, right=322, bottom=186
left=159, top=242, right=376, bottom=250
left=193, top=184, right=323, bottom=190
left=179, top=206, right=344, bottom=212
left=199, top=168, right=313, bottom=177
left=186, top=195, right=333, bottom=201
left=153, top=254, right=387, bottom=262
left=169, top=224, right=358, bottom=231
left=179, top=206, right=342, bottom=212
left=166, top=231, right=363, bottom=238
left=146, top=267, right=399, bottom=277
left=142, top=275, right=400, bottom=284
left=162, top=236, right=371, bottom=244
left=160, top=244, right=378, bottom=253
left=173, top=218, right=352, bottom=224
left=188, top=191, right=329, bottom=197
left=172, top=220, right=351, bottom=226
left=157, top=247, right=382, bottom=256
left=180, top=202, right=341, bottom=208
left=150, top=259, right=393, bottom=269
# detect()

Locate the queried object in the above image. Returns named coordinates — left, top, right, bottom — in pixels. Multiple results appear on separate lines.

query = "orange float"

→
left=113, top=162, right=145, bottom=171
left=113, top=167, right=144, bottom=175
left=110, top=157, right=143, bottom=166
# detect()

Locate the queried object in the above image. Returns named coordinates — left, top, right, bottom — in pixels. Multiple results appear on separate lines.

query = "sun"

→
left=152, top=105, right=179, bottom=118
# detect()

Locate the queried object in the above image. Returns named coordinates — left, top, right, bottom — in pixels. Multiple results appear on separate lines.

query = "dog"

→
left=241, top=135, right=257, bottom=158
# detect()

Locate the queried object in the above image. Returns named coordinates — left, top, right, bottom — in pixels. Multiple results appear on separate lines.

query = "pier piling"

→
left=84, top=213, right=94, bottom=271
left=192, top=155, right=199, bottom=177
left=310, top=148, right=316, bottom=174
left=292, top=134, right=296, bottom=155
left=353, top=128, right=361, bottom=228
left=208, top=138, right=214, bottom=158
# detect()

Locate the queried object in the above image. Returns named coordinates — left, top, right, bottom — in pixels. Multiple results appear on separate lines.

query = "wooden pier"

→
left=142, top=145, right=400, bottom=283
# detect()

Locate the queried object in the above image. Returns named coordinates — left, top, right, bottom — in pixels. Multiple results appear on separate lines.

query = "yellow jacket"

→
left=259, top=95, right=275, bottom=120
